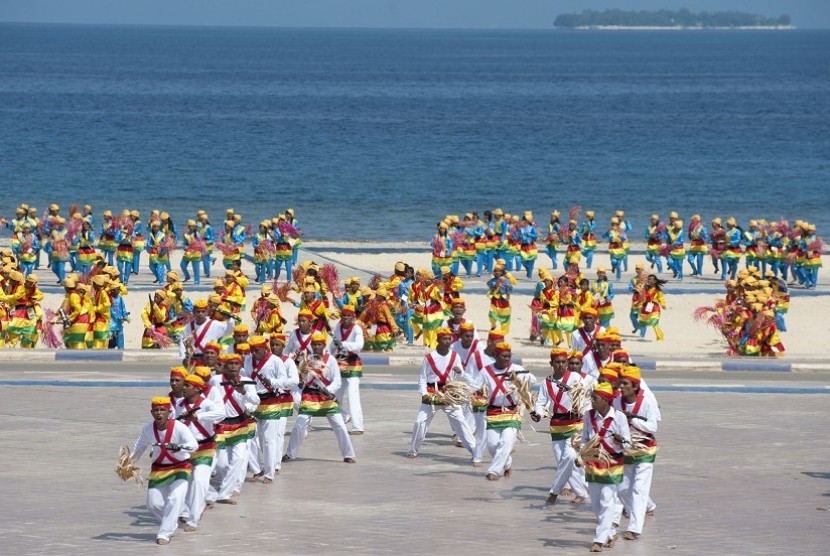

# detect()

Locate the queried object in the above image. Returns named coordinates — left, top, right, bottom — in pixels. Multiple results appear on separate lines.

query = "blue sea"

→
left=1, top=24, right=828, bottom=241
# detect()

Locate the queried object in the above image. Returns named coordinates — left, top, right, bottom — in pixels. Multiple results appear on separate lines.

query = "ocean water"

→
left=1, top=24, right=828, bottom=241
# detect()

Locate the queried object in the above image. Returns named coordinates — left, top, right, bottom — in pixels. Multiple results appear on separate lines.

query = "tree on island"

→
left=554, top=9, right=791, bottom=28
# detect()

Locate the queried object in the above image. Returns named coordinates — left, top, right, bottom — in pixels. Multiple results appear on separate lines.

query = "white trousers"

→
left=249, top=417, right=287, bottom=479
left=620, top=462, right=654, bottom=534
left=214, top=442, right=248, bottom=500
left=286, top=413, right=355, bottom=459
left=588, top=482, right=619, bottom=544
left=335, top=377, right=364, bottom=431
left=485, top=427, right=517, bottom=477
left=408, top=403, right=476, bottom=457
left=472, top=410, right=487, bottom=463
left=147, top=478, right=188, bottom=541
left=184, top=463, right=212, bottom=527
left=549, top=438, right=588, bottom=497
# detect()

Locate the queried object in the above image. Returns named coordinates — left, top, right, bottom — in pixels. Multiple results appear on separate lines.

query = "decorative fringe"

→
left=161, top=234, right=176, bottom=256
left=577, top=434, right=614, bottom=467
left=807, top=238, right=824, bottom=255
left=279, top=221, right=299, bottom=238
left=273, top=280, right=296, bottom=304
left=368, top=273, right=382, bottom=290
left=187, top=237, right=207, bottom=254
left=66, top=217, right=82, bottom=242
left=148, top=327, right=175, bottom=349
left=687, top=215, right=701, bottom=235
left=430, top=236, right=445, bottom=253
left=319, top=263, right=342, bottom=298
left=41, top=308, right=64, bottom=349
left=292, top=265, right=306, bottom=288
left=115, top=445, right=143, bottom=486
left=441, top=380, right=476, bottom=406
left=216, top=242, right=239, bottom=256
left=52, top=238, right=69, bottom=260
left=258, top=240, right=277, bottom=256
left=359, top=298, right=381, bottom=325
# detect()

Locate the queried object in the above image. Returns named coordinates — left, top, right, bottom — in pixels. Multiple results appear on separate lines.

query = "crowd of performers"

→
left=695, top=267, right=788, bottom=356
left=0, top=241, right=794, bottom=359
left=125, top=297, right=659, bottom=550
left=430, top=209, right=822, bottom=287
left=1, top=203, right=302, bottom=285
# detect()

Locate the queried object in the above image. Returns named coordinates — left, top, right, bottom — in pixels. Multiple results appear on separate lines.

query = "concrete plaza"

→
left=0, top=364, right=828, bottom=555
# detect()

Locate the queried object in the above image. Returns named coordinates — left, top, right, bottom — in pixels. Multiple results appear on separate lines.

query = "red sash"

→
left=461, top=340, right=480, bottom=369
left=485, top=365, right=515, bottom=406
left=590, top=410, right=618, bottom=455
left=251, top=353, right=274, bottom=393
left=622, top=390, right=650, bottom=435
left=152, top=420, right=178, bottom=464
left=578, top=327, right=601, bottom=369
left=546, top=371, right=572, bottom=413
left=308, top=354, right=333, bottom=387
left=425, top=352, right=459, bottom=384
left=182, top=396, right=211, bottom=439
left=190, top=319, right=215, bottom=352
left=339, top=324, right=355, bottom=345
left=223, top=385, right=246, bottom=417
left=294, top=330, right=312, bottom=355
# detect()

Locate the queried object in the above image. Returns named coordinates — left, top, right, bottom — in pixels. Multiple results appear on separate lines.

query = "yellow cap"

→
left=151, top=396, right=170, bottom=407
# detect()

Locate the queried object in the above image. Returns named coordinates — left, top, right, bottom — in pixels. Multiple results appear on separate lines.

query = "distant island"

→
left=554, top=9, right=794, bottom=30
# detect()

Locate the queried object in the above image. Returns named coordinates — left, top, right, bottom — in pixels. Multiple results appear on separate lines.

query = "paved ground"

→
left=1, top=363, right=828, bottom=555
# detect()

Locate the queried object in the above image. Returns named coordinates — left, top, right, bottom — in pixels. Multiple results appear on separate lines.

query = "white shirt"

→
left=301, top=353, right=341, bottom=393
left=171, top=395, right=226, bottom=441
left=285, top=328, right=314, bottom=359
left=243, top=352, right=298, bottom=394
left=614, top=390, right=659, bottom=437
left=178, top=318, right=233, bottom=359
left=534, top=370, right=589, bottom=416
left=132, top=419, right=197, bottom=463
left=418, top=349, right=464, bottom=395
left=209, top=374, right=259, bottom=416
left=581, top=406, right=630, bottom=454
left=330, top=321, right=364, bottom=355
left=570, top=325, right=605, bottom=355
left=469, top=363, right=537, bottom=407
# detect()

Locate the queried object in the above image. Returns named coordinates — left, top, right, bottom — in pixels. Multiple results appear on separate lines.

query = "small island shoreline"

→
left=569, top=25, right=796, bottom=31
left=555, top=9, right=794, bottom=30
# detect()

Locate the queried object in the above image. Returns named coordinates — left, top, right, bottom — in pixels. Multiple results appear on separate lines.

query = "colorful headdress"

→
left=249, top=335, right=267, bottom=349
left=184, top=375, right=205, bottom=390
left=593, top=383, right=615, bottom=402
left=436, top=327, right=453, bottom=338
left=620, top=366, right=641, bottom=384
left=494, top=342, right=512, bottom=354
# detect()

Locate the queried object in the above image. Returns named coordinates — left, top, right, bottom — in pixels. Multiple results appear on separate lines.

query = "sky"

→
left=2, top=1, right=828, bottom=29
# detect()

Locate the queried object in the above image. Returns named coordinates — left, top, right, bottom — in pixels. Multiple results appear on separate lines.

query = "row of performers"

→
left=127, top=323, right=658, bottom=551
left=430, top=210, right=822, bottom=287
left=4, top=204, right=302, bottom=286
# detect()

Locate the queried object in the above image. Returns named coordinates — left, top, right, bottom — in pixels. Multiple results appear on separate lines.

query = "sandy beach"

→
left=13, top=240, right=829, bottom=361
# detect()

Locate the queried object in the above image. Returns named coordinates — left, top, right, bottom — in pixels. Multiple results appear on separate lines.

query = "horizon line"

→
left=2, top=20, right=829, bottom=31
